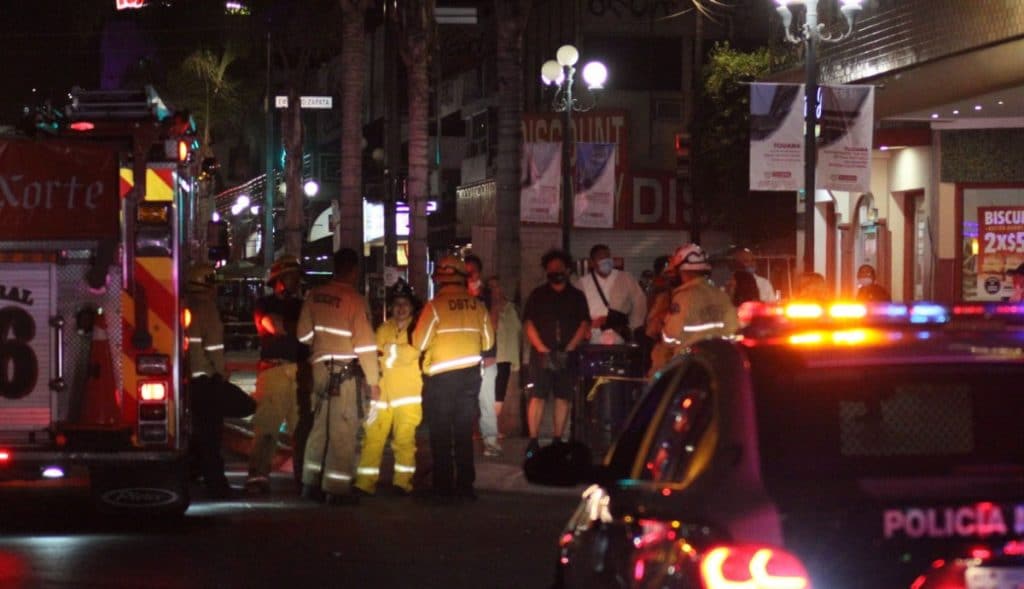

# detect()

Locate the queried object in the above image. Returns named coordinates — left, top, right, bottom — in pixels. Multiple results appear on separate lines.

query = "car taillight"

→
left=0, top=449, right=10, bottom=464
left=139, top=381, right=167, bottom=401
left=700, top=545, right=811, bottom=589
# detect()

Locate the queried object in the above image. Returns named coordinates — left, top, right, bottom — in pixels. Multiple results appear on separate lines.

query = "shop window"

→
left=960, top=186, right=1024, bottom=301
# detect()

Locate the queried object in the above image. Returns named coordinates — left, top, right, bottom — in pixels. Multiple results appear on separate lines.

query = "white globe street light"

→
left=303, top=179, right=320, bottom=198
left=539, top=44, right=606, bottom=257
left=556, top=44, right=579, bottom=67
left=582, top=61, right=608, bottom=90
left=770, top=0, right=863, bottom=274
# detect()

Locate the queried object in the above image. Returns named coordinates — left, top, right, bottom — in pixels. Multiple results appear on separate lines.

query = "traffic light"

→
left=674, top=132, right=691, bottom=181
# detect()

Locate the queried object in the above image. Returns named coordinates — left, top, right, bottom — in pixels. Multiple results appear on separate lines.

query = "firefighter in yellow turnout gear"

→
left=355, top=281, right=422, bottom=495
left=296, top=248, right=380, bottom=505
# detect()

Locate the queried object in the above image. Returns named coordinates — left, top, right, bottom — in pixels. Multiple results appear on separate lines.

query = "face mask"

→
left=597, top=259, right=614, bottom=275
left=857, top=277, right=874, bottom=287
left=547, top=272, right=567, bottom=285
left=745, top=266, right=757, bottom=274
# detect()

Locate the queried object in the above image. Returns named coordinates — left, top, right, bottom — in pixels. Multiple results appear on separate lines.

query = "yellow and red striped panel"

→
left=119, top=166, right=179, bottom=443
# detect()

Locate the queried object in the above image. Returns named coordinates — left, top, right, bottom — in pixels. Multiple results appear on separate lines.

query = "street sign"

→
left=274, top=96, right=333, bottom=109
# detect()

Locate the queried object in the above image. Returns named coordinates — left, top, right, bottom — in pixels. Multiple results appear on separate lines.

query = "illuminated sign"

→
left=116, top=0, right=147, bottom=9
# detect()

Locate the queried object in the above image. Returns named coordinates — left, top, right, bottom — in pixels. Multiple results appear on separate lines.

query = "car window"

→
left=638, top=364, right=713, bottom=484
left=604, top=363, right=682, bottom=478
left=749, top=348, right=1024, bottom=481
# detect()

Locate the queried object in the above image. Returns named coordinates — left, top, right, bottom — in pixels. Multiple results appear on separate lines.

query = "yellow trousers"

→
left=248, top=362, right=298, bottom=478
left=303, top=362, right=359, bottom=494
left=354, top=397, right=422, bottom=494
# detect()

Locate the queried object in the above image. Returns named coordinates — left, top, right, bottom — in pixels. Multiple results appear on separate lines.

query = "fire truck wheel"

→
left=90, top=462, right=191, bottom=518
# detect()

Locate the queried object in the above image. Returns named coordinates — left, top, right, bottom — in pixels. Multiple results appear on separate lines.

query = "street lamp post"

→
left=540, top=45, right=607, bottom=258
left=773, top=0, right=862, bottom=273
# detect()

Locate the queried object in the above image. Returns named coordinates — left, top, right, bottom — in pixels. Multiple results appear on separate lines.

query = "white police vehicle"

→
left=527, top=301, right=1024, bottom=588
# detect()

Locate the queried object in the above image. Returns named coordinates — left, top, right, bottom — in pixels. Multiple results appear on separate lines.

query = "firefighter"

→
left=246, top=254, right=306, bottom=495
left=412, top=256, right=493, bottom=502
left=297, top=248, right=380, bottom=505
left=660, top=244, right=739, bottom=362
left=184, top=263, right=230, bottom=498
left=354, top=280, right=422, bottom=496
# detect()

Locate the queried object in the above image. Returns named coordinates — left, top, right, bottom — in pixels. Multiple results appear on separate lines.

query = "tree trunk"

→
left=337, top=0, right=368, bottom=253
left=405, top=45, right=430, bottom=297
left=494, top=0, right=531, bottom=302
left=399, top=0, right=433, bottom=296
left=282, top=86, right=304, bottom=257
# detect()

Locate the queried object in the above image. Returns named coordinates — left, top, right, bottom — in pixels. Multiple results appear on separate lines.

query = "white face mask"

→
left=857, top=277, right=874, bottom=287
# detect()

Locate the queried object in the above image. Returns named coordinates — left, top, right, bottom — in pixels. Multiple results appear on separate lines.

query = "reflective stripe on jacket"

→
left=185, top=292, right=225, bottom=378
left=412, top=284, right=493, bottom=376
left=661, top=277, right=739, bottom=350
left=296, top=279, right=380, bottom=385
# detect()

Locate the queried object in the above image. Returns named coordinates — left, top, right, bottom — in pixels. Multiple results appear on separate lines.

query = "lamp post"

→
left=540, top=45, right=607, bottom=257
left=772, top=0, right=862, bottom=273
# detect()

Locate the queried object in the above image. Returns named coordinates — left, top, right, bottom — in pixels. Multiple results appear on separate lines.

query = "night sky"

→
left=0, top=1, right=110, bottom=124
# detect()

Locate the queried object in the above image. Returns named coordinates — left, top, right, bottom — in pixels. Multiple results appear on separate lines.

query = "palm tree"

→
left=337, top=0, right=372, bottom=254
left=493, top=0, right=531, bottom=302
left=396, top=0, right=435, bottom=296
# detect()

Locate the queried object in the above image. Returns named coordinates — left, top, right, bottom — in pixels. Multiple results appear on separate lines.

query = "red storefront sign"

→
left=0, top=139, right=120, bottom=240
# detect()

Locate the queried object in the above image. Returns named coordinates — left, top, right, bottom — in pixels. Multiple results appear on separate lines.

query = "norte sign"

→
left=0, top=139, right=119, bottom=240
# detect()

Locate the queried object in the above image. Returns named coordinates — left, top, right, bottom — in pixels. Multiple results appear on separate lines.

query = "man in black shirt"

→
left=246, top=255, right=307, bottom=494
left=522, top=249, right=591, bottom=457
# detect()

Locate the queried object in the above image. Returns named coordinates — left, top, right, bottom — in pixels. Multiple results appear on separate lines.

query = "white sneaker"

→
left=483, top=440, right=503, bottom=457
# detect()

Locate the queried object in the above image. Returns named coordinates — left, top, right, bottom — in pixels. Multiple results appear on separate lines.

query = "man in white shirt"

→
left=577, top=244, right=647, bottom=344
left=732, top=247, right=777, bottom=303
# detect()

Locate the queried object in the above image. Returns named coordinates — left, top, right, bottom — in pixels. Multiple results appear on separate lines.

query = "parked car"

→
left=527, top=301, right=1024, bottom=589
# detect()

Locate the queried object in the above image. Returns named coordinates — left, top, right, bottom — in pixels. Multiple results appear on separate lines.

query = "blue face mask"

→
left=745, top=266, right=757, bottom=274
left=597, top=259, right=614, bottom=275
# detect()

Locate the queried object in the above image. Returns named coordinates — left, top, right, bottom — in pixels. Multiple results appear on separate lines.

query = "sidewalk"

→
left=220, top=354, right=584, bottom=497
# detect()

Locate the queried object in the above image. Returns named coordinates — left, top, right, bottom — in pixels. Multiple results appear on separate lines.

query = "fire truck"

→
left=0, top=87, right=202, bottom=515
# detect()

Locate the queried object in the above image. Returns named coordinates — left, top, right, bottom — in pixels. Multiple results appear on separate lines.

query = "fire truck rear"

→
left=0, top=88, right=200, bottom=515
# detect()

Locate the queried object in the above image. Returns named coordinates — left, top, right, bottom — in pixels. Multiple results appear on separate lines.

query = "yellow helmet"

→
left=433, top=255, right=467, bottom=283
left=187, top=263, right=217, bottom=292
left=267, top=255, right=301, bottom=286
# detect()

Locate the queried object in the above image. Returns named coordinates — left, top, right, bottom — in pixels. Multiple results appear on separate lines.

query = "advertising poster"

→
left=818, top=84, right=874, bottom=193
left=976, top=206, right=1024, bottom=299
left=574, top=142, right=616, bottom=228
left=519, top=142, right=561, bottom=224
left=749, top=83, right=805, bottom=192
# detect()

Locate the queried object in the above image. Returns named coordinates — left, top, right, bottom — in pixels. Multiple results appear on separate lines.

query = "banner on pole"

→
left=817, top=85, right=874, bottom=193
left=520, top=142, right=561, bottom=224
left=574, top=142, right=616, bottom=228
left=749, top=83, right=805, bottom=192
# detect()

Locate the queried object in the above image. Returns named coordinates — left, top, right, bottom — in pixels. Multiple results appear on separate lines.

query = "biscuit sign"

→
left=0, top=139, right=119, bottom=240
left=883, top=503, right=1024, bottom=540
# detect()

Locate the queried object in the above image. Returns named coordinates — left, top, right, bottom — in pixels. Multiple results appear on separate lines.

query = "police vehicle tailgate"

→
left=747, top=341, right=1024, bottom=589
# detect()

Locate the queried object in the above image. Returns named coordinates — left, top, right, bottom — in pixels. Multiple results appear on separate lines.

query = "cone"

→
left=79, top=313, right=121, bottom=426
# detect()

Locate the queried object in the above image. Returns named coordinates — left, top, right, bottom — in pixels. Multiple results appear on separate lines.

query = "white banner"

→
left=817, top=85, right=874, bottom=193
left=520, top=142, right=561, bottom=224
left=749, top=83, right=805, bottom=192
left=574, top=142, right=616, bottom=228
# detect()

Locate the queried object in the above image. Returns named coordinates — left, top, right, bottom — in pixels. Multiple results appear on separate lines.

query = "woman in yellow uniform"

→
left=355, top=281, right=422, bottom=496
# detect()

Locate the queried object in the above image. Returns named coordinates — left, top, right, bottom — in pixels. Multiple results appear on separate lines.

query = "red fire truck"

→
left=0, top=87, right=201, bottom=515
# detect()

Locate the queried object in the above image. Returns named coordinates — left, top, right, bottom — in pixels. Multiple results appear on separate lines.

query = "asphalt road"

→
left=0, top=480, right=578, bottom=589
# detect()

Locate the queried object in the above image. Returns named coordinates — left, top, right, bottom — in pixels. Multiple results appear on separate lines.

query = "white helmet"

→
left=670, top=243, right=711, bottom=272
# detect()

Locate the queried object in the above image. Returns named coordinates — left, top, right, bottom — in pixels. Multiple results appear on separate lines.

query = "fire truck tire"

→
left=90, top=461, right=191, bottom=518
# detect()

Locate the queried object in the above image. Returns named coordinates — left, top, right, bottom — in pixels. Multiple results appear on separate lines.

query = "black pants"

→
left=189, top=376, right=228, bottom=490
left=494, top=362, right=511, bottom=403
left=423, top=366, right=482, bottom=494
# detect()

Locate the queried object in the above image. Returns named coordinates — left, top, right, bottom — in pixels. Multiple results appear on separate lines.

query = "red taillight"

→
left=0, top=449, right=10, bottom=464
left=1004, top=540, right=1024, bottom=556
left=69, top=121, right=95, bottom=131
left=700, top=545, right=811, bottom=589
left=139, top=381, right=167, bottom=401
